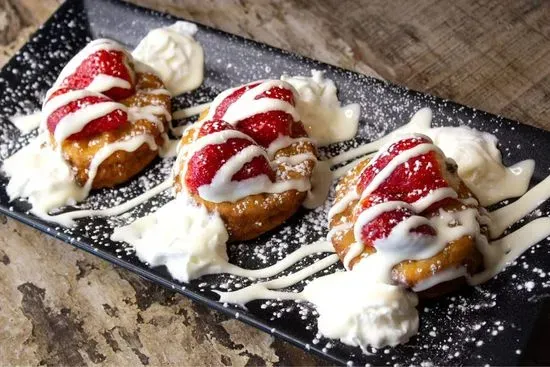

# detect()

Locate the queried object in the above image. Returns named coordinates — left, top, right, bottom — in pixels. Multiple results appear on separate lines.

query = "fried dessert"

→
left=43, top=39, right=171, bottom=189
left=173, top=80, right=318, bottom=241
left=329, top=134, right=485, bottom=296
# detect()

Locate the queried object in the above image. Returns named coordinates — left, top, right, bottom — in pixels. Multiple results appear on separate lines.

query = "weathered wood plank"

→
left=1, top=0, right=550, bottom=365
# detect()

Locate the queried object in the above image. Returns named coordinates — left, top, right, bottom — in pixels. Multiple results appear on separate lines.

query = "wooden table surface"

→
left=1, top=0, right=549, bottom=365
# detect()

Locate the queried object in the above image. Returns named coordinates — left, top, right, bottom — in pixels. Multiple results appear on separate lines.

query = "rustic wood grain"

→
left=127, top=0, right=550, bottom=130
left=1, top=0, right=550, bottom=365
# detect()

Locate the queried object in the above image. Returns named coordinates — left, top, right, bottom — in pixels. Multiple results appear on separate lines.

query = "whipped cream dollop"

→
left=346, top=107, right=535, bottom=207
left=281, top=70, right=360, bottom=146
left=425, top=125, right=534, bottom=206
left=133, top=21, right=204, bottom=96
left=2, top=134, right=85, bottom=216
left=111, top=194, right=229, bottom=282
left=303, top=265, right=419, bottom=349
left=3, top=130, right=159, bottom=226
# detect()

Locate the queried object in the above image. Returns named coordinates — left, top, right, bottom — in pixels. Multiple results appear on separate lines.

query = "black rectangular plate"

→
left=1, top=0, right=549, bottom=365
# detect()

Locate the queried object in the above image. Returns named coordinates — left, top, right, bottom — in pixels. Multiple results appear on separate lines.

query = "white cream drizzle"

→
left=43, top=88, right=170, bottom=145
left=328, top=107, right=535, bottom=207
left=216, top=255, right=419, bottom=350
left=343, top=241, right=364, bottom=270
left=212, top=80, right=300, bottom=124
left=216, top=254, right=340, bottom=305
left=9, top=111, right=42, bottom=134
left=112, top=196, right=336, bottom=282
left=332, top=153, right=375, bottom=179
left=159, top=138, right=179, bottom=158
left=86, top=74, right=132, bottom=93
left=360, top=141, right=441, bottom=200
left=46, top=39, right=132, bottom=100
left=173, top=102, right=211, bottom=120
left=142, top=88, right=171, bottom=96
left=53, top=100, right=127, bottom=143
left=51, top=180, right=171, bottom=226
left=170, top=102, right=211, bottom=137
left=488, top=174, right=550, bottom=238
left=327, top=222, right=352, bottom=242
left=177, top=80, right=320, bottom=204
left=82, top=134, right=158, bottom=193
left=469, top=217, right=550, bottom=285
left=412, top=267, right=467, bottom=292
left=127, top=104, right=171, bottom=133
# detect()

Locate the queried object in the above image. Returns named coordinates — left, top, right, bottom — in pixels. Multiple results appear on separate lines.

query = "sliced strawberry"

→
left=256, top=86, right=294, bottom=105
left=184, top=80, right=305, bottom=196
left=358, top=136, right=430, bottom=192
left=186, top=119, right=276, bottom=193
left=355, top=193, right=436, bottom=248
left=376, top=152, right=447, bottom=203
left=358, top=136, right=448, bottom=205
left=236, top=111, right=294, bottom=148
left=198, top=119, right=234, bottom=137
left=46, top=95, right=128, bottom=140
left=357, top=205, right=436, bottom=247
left=185, top=137, right=275, bottom=193
left=210, top=81, right=302, bottom=147
left=211, top=82, right=262, bottom=120
left=46, top=87, right=73, bottom=102
left=353, top=135, right=453, bottom=250
left=60, top=49, right=134, bottom=100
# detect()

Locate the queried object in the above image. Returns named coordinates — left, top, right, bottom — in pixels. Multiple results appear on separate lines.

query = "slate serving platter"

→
left=0, top=0, right=549, bottom=365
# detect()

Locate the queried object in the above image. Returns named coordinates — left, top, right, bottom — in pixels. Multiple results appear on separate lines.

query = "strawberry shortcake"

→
left=173, top=80, right=318, bottom=241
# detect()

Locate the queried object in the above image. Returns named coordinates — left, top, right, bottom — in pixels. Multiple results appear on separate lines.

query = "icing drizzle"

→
left=3, top=38, right=171, bottom=218
left=176, top=80, right=318, bottom=203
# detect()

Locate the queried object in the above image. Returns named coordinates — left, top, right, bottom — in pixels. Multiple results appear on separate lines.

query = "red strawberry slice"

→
left=357, top=136, right=449, bottom=206
left=236, top=111, right=294, bottom=148
left=357, top=206, right=436, bottom=247
left=46, top=87, right=73, bottom=103
left=256, top=86, right=294, bottom=104
left=46, top=94, right=128, bottom=140
left=211, top=81, right=300, bottom=147
left=60, top=49, right=134, bottom=101
left=198, top=119, right=234, bottom=137
left=355, top=195, right=436, bottom=248
left=211, top=82, right=262, bottom=120
left=232, top=156, right=275, bottom=182
left=353, top=135, right=455, bottom=249
left=185, top=120, right=275, bottom=193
